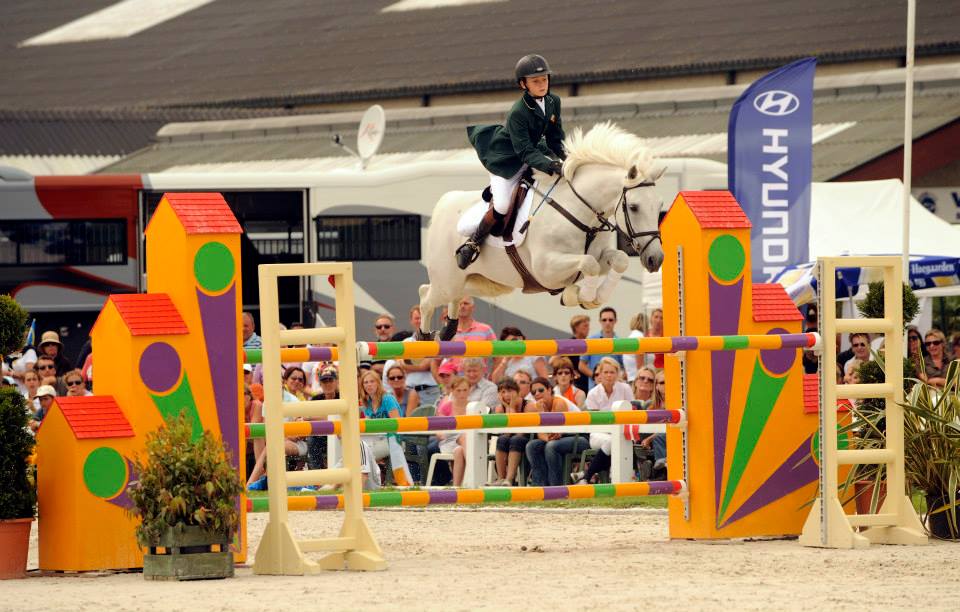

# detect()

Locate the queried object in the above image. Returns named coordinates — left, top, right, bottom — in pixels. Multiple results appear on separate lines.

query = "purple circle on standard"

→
left=139, top=342, right=182, bottom=392
left=760, top=327, right=796, bottom=375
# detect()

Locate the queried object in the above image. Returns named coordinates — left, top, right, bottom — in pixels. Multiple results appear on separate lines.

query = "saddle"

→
left=481, top=169, right=533, bottom=238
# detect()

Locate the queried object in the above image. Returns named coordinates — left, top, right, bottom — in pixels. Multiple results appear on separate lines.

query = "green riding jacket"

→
left=467, top=91, right=566, bottom=179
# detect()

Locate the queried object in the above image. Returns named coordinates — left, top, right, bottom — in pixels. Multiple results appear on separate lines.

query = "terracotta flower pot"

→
left=854, top=480, right=887, bottom=516
left=0, top=518, right=33, bottom=579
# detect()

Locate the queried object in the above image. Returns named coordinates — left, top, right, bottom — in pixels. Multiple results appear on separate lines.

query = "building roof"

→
left=679, top=191, right=751, bottom=229
left=162, top=192, right=242, bottom=234
left=52, top=396, right=135, bottom=439
left=752, top=284, right=803, bottom=322
left=1, top=1, right=959, bottom=111
left=98, top=65, right=960, bottom=181
left=108, top=294, right=189, bottom=336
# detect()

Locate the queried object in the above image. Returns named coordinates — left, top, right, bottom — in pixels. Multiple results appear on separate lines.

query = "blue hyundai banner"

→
left=728, top=57, right=816, bottom=282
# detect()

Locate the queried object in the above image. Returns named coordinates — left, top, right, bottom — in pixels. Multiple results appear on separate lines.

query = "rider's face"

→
left=522, top=75, right=549, bottom=97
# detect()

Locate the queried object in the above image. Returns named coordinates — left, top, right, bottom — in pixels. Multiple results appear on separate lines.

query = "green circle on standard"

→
left=194, top=242, right=234, bottom=292
left=83, top=447, right=127, bottom=499
left=708, top=234, right=745, bottom=282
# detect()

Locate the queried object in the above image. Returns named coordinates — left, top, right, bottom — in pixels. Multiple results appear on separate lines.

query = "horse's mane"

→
left=562, top=122, right=655, bottom=180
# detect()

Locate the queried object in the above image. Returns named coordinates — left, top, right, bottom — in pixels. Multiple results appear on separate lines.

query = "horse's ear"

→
left=652, top=165, right=667, bottom=181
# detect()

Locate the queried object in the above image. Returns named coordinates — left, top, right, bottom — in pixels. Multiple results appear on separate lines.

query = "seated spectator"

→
left=647, top=308, right=664, bottom=369
left=38, top=331, right=73, bottom=376
left=434, top=360, right=458, bottom=394
left=21, top=370, right=40, bottom=412
left=243, top=385, right=263, bottom=480
left=10, top=335, right=38, bottom=395
left=492, top=378, right=534, bottom=485
left=622, top=312, right=647, bottom=383
left=841, top=332, right=872, bottom=376
left=843, top=359, right=864, bottom=385
left=920, top=329, right=950, bottom=389
left=33, top=385, right=57, bottom=431
left=513, top=368, right=535, bottom=403
left=63, top=369, right=91, bottom=397
left=282, top=366, right=309, bottom=401
left=359, top=370, right=402, bottom=461
left=247, top=385, right=309, bottom=489
left=434, top=376, right=471, bottom=486
left=385, top=363, right=420, bottom=417
left=639, top=369, right=667, bottom=476
left=306, top=367, right=339, bottom=470
left=525, top=377, right=584, bottom=486
left=951, top=332, right=960, bottom=362
left=632, top=366, right=656, bottom=407
left=569, top=314, right=591, bottom=395
left=577, top=357, right=633, bottom=484
left=34, top=356, right=61, bottom=395
left=550, top=356, right=585, bottom=408
left=462, top=357, right=498, bottom=411
left=491, top=326, right=548, bottom=381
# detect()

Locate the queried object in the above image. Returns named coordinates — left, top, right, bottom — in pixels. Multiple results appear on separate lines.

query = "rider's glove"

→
left=548, top=160, right=564, bottom=177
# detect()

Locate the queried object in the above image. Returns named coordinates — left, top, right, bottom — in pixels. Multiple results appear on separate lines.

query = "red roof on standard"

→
left=802, top=374, right=819, bottom=414
left=752, top=284, right=803, bottom=322
left=53, top=396, right=135, bottom=439
left=803, top=374, right=851, bottom=414
left=109, top=294, right=189, bottom=336
left=163, top=192, right=241, bottom=234
left=679, top=191, right=751, bottom=229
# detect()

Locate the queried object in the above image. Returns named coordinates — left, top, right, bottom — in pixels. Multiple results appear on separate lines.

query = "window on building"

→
left=315, top=215, right=421, bottom=261
left=0, top=219, right=127, bottom=266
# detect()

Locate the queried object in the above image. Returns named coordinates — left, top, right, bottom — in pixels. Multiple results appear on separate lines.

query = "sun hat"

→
left=36, top=385, right=56, bottom=398
left=243, top=363, right=253, bottom=373
left=38, top=330, right=62, bottom=349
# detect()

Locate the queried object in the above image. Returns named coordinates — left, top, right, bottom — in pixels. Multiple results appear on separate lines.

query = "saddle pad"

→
left=456, top=183, right=536, bottom=248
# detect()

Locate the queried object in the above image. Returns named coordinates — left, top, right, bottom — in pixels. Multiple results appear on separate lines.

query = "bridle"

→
left=527, top=174, right=662, bottom=258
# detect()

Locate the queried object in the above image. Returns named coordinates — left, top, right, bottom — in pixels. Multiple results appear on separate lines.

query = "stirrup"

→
left=455, top=240, right=480, bottom=269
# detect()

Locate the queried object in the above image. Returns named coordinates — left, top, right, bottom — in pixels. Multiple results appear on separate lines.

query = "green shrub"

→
left=857, top=281, right=919, bottom=327
left=128, top=414, right=243, bottom=545
left=0, top=295, right=29, bottom=357
left=0, top=388, right=36, bottom=520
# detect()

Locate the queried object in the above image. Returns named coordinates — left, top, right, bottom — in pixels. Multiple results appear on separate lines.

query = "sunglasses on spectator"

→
left=636, top=376, right=655, bottom=383
left=375, top=324, right=392, bottom=330
left=852, top=342, right=867, bottom=348
left=908, top=335, right=921, bottom=341
left=531, top=387, right=548, bottom=394
left=66, top=380, right=84, bottom=387
left=388, top=375, right=405, bottom=381
left=925, top=340, right=943, bottom=347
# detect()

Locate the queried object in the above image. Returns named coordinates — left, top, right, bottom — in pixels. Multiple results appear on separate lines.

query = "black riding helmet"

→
left=515, top=54, right=551, bottom=84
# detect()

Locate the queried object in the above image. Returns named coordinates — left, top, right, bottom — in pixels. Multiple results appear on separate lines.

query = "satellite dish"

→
left=357, top=104, right=385, bottom=167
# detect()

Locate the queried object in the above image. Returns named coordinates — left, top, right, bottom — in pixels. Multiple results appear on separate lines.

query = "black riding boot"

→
left=456, top=208, right=503, bottom=270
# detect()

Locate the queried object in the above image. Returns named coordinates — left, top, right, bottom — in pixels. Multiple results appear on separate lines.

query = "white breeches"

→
left=489, top=166, right=527, bottom=215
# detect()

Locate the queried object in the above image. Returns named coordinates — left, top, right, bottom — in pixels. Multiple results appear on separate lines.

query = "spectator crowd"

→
left=9, top=299, right=960, bottom=493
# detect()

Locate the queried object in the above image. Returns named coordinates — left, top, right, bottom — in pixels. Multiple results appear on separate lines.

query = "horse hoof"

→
left=414, top=329, right=435, bottom=341
left=438, top=317, right=458, bottom=341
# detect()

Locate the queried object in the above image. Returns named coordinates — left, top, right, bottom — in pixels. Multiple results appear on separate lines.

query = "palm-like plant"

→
left=840, top=354, right=960, bottom=539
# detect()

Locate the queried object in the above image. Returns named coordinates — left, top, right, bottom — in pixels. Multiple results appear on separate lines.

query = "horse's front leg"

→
left=593, top=248, right=630, bottom=305
left=538, top=252, right=601, bottom=306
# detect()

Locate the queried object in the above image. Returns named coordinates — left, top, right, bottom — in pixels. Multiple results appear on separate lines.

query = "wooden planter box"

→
left=143, top=525, right=233, bottom=581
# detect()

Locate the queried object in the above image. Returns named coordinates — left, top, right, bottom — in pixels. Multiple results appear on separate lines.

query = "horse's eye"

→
left=628, top=204, right=639, bottom=213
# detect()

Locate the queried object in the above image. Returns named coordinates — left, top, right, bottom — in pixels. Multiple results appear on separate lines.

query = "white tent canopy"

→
left=641, top=178, right=960, bottom=309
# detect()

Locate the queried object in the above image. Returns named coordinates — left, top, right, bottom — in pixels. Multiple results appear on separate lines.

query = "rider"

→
left=457, top=54, right=566, bottom=270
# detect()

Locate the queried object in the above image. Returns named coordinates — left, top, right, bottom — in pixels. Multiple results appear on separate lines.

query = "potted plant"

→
left=0, top=295, right=33, bottom=579
left=128, top=413, right=243, bottom=580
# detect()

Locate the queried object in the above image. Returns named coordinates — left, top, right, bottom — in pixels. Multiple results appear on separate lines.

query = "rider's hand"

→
left=548, top=160, right=563, bottom=177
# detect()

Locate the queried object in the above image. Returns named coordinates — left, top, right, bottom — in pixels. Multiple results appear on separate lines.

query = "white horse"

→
left=418, top=122, right=665, bottom=340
